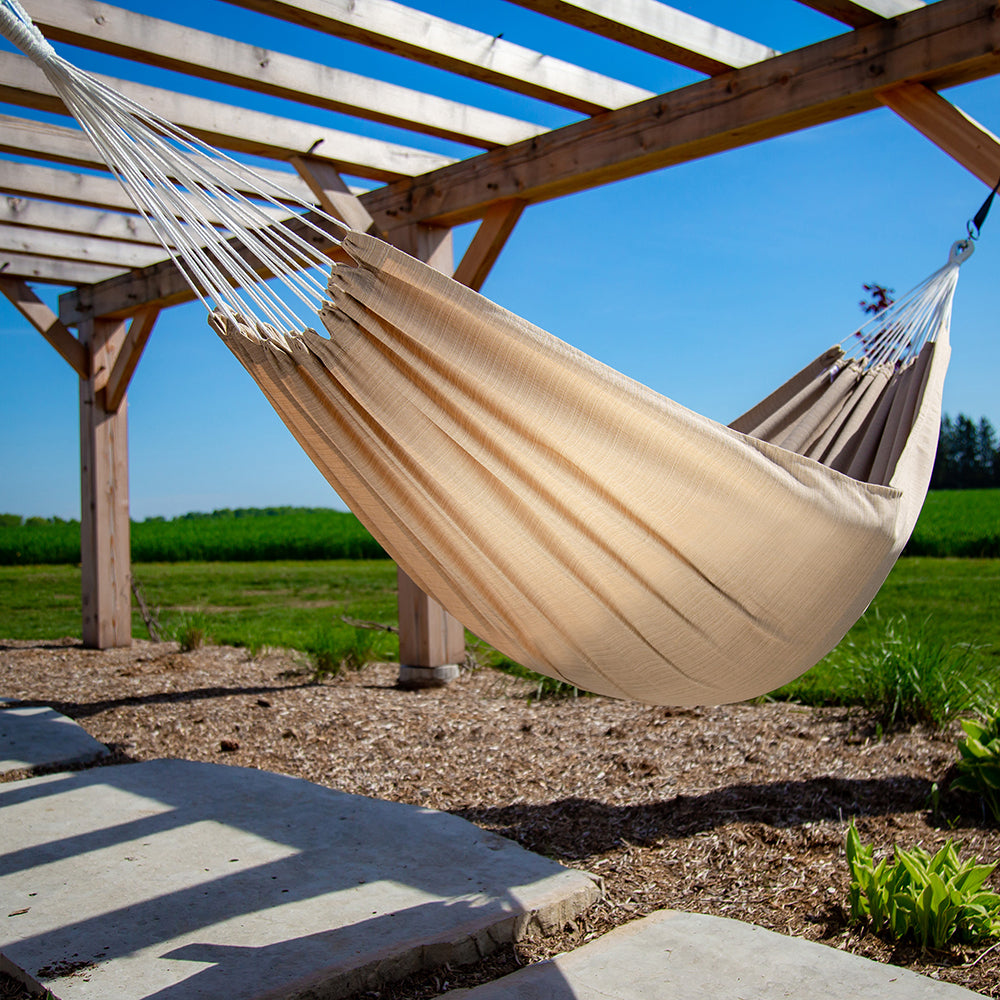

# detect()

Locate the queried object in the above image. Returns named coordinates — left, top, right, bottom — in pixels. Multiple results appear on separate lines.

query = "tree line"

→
left=931, top=414, right=1000, bottom=489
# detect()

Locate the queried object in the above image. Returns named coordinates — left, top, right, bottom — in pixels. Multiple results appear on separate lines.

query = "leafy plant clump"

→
left=951, top=707, right=1000, bottom=825
left=168, top=612, right=211, bottom=652
left=846, top=819, right=1000, bottom=950
left=835, top=614, right=988, bottom=732
left=305, top=624, right=382, bottom=679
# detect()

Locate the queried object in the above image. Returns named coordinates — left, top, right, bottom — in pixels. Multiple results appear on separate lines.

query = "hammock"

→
left=0, top=1, right=972, bottom=704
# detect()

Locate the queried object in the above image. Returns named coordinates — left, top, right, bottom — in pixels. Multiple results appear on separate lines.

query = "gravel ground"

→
left=2, top=637, right=999, bottom=998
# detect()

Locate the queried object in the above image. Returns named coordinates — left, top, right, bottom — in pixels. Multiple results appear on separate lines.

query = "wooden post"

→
left=389, top=222, right=465, bottom=687
left=79, top=315, right=132, bottom=649
left=396, top=567, right=466, bottom=687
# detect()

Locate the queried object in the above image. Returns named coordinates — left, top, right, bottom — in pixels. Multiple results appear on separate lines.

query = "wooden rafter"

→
left=1, top=253, right=123, bottom=285
left=0, top=113, right=320, bottom=205
left=0, top=160, right=287, bottom=226
left=796, top=1, right=924, bottom=28
left=0, top=225, right=169, bottom=269
left=0, top=275, right=87, bottom=376
left=2, top=160, right=146, bottom=214
left=510, top=0, right=777, bottom=75
left=31, top=0, right=544, bottom=151
left=61, top=210, right=347, bottom=324
left=1, top=198, right=161, bottom=246
left=222, top=0, right=653, bottom=115
left=0, top=50, right=452, bottom=183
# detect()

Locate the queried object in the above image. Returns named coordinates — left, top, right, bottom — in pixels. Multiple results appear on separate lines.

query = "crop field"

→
left=0, top=507, right=387, bottom=565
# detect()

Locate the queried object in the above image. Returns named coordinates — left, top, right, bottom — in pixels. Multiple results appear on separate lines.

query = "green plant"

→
left=846, top=819, right=1000, bottom=950
left=168, top=611, right=211, bottom=652
left=951, top=707, right=1000, bottom=824
left=834, top=614, right=988, bottom=732
left=305, top=624, right=380, bottom=679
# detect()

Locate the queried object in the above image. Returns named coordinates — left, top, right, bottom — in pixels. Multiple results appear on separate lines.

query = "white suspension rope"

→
left=0, top=0, right=351, bottom=337
left=836, top=240, right=972, bottom=375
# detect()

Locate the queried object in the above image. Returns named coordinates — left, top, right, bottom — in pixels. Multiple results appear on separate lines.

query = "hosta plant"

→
left=951, top=708, right=1000, bottom=824
left=846, top=819, right=1000, bottom=950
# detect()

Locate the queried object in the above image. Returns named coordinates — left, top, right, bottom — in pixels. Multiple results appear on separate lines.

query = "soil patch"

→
left=1, top=638, right=998, bottom=998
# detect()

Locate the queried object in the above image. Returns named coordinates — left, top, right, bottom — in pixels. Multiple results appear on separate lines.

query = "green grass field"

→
left=1, top=556, right=997, bottom=701
left=906, top=490, right=1000, bottom=558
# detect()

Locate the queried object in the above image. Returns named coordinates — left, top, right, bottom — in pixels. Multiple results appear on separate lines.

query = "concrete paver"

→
left=0, top=700, right=109, bottom=777
left=446, top=908, right=981, bottom=999
left=0, top=758, right=599, bottom=999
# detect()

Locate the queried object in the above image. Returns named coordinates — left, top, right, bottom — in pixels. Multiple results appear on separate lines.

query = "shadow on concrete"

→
left=0, top=760, right=595, bottom=999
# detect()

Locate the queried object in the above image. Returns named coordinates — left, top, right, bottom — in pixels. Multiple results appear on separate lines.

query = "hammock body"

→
left=216, top=233, right=951, bottom=705
left=0, top=0, right=960, bottom=705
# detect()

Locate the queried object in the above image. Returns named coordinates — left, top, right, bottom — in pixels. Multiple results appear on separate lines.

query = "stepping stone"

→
left=446, top=909, right=980, bottom=999
left=0, top=759, right=599, bottom=999
left=0, top=701, right=109, bottom=777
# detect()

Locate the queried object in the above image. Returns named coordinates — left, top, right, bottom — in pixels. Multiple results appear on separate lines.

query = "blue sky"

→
left=2, top=1, right=998, bottom=520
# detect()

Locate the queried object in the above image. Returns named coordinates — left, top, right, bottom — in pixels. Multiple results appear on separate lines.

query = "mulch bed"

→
left=1, top=637, right=998, bottom=998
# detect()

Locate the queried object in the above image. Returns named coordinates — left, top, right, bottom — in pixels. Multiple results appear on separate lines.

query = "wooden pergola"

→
left=2, top=0, right=1000, bottom=682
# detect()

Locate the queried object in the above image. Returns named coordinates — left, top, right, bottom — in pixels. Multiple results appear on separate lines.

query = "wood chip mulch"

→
left=1, top=638, right=999, bottom=998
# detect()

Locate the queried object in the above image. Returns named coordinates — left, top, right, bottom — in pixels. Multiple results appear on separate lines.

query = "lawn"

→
left=1, top=557, right=997, bottom=702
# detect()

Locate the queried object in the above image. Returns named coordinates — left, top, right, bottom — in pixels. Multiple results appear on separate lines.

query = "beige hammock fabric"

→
left=0, top=2, right=964, bottom=705
left=215, top=232, right=953, bottom=705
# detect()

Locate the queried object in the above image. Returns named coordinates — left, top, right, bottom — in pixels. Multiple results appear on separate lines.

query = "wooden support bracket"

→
left=452, top=199, right=526, bottom=291
left=878, top=82, right=1000, bottom=188
left=0, top=274, right=88, bottom=377
left=291, top=155, right=383, bottom=236
left=104, top=307, right=159, bottom=413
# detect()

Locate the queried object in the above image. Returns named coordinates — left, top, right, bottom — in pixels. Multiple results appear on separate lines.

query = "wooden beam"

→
left=0, top=50, right=452, bottom=183
left=290, top=156, right=381, bottom=235
left=510, top=1, right=777, bottom=75
left=877, top=82, right=1000, bottom=187
left=358, top=0, right=1000, bottom=230
left=0, top=113, right=322, bottom=205
left=0, top=252, right=124, bottom=285
left=1, top=160, right=149, bottom=215
left=222, top=0, right=652, bottom=115
left=0, top=224, right=169, bottom=268
left=79, top=315, right=132, bottom=649
left=0, top=160, right=285, bottom=225
left=1, top=197, right=160, bottom=245
left=60, top=0, right=1000, bottom=318
left=452, top=200, right=526, bottom=291
left=30, top=0, right=543, bottom=150
left=0, top=275, right=88, bottom=376
left=795, top=1, right=924, bottom=28
left=104, top=307, right=159, bottom=412
left=59, top=210, right=346, bottom=324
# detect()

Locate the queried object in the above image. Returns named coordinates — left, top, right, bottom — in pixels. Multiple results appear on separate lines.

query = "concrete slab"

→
left=0, top=759, right=599, bottom=1000
left=446, top=909, right=981, bottom=999
left=0, top=700, right=109, bottom=777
